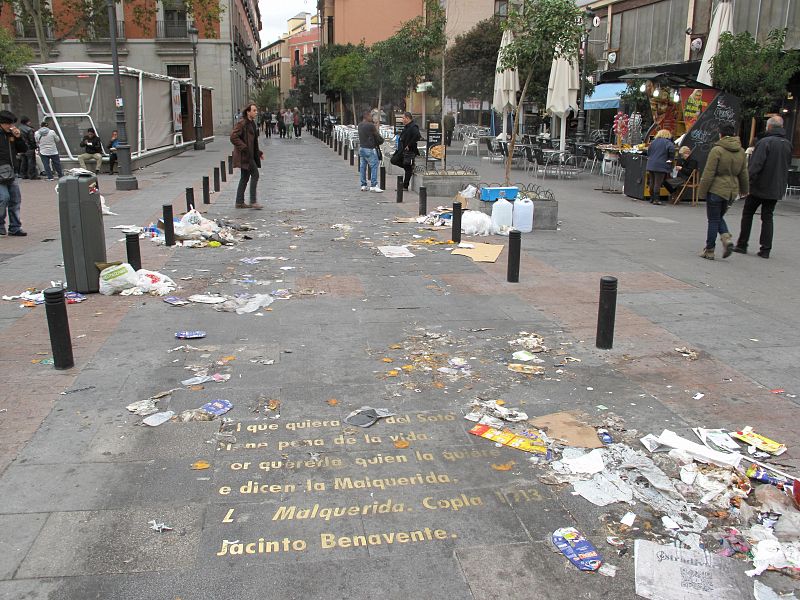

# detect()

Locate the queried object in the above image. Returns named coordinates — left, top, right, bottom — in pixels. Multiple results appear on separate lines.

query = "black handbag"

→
left=402, top=150, right=415, bottom=167
left=390, top=148, right=403, bottom=167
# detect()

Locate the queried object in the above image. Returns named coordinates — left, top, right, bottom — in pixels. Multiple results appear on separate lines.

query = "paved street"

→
left=1, top=133, right=799, bottom=599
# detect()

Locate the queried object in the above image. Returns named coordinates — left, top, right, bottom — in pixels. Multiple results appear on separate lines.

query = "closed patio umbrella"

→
left=546, top=52, right=580, bottom=152
left=697, top=0, right=732, bottom=86
left=493, top=29, right=519, bottom=139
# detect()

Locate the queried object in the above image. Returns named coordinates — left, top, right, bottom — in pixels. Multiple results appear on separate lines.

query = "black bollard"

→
left=185, top=187, right=195, bottom=212
left=202, top=176, right=210, bottom=204
left=338, top=139, right=343, bottom=156
left=380, top=166, right=386, bottom=190
left=507, top=229, right=521, bottom=283
left=396, top=176, right=404, bottom=203
left=452, top=201, right=462, bottom=244
left=220, top=160, right=227, bottom=182
left=596, top=276, right=618, bottom=349
left=125, top=232, right=142, bottom=271
left=163, top=204, right=175, bottom=247
left=350, top=147, right=355, bottom=166
left=213, top=167, right=220, bottom=192
left=419, top=186, right=428, bottom=216
left=227, top=155, right=233, bottom=174
left=44, top=288, right=74, bottom=370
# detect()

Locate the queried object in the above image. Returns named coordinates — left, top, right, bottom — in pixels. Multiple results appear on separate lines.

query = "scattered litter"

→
left=199, top=399, right=233, bottom=416
left=511, top=350, right=545, bottom=363
left=175, top=331, right=207, bottom=339
left=508, top=332, right=548, bottom=352
left=344, top=406, right=396, bottom=428
left=530, top=411, right=604, bottom=449
left=127, top=399, right=159, bottom=416
left=694, top=428, right=742, bottom=453
left=675, top=347, right=699, bottom=360
left=451, top=242, right=504, bottom=263
left=598, top=563, right=617, bottom=577
left=180, top=374, right=230, bottom=386
left=188, top=294, right=228, bottom=304
left=142, top=411, right=174, bottom=426
left=732, top=427, right=787, bottom=456
left=394, top=439, right=410, bottom=449
left=507, top=363, right=545, bottom=375
left=553, top=448, right=606, bottom=475
left=60, top=385, right=96, bottom=395
left=468, top=423, right=548, bottom=455
left=598, top=429, right=614, bottom=444
left=464, top=399, right=528, bottom=423
left=662, top=515, right=681, bottom=530
left=607, top=536, right=625, bottom=546
left=620, top=512, right=637, bottom=527
left=99, top=264, right=176, bottom=296
left=148, top=520, right=173, bottom=533
left=747, top=539, right=800, bottom=576
left=552, top=527, right=602, bottom=571
left=191, top=460, right=211, bottom=470
left=178, top=400, right=232, bottom=422
left=163, top=296, right=190, bottom=306
left=378, top=245, right=415, bottom=258
left=693, top=392, right=705, bottom=400
left=491, top=461, right=515, bottom=471
left=641, top=429, right=743, bottom=469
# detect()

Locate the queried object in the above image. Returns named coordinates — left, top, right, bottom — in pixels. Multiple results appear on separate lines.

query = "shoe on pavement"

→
left=732, top=246, right=747, bottom=254
left=9, top=230, right=27, bottom=236
left=700, top=248, right=714, bottom=260
left=370, top=186, right=384, bottom=193
left=720, top=232, right=733, bottom=258
left=234, top=203, right=247, bottom=209
left=0, top=229, right=6, bottom=236
left=757, top=250, right=770, bottom=259
left=249, top=203, right=264, bottom=210
left=360, top=185, right=368, bottom=191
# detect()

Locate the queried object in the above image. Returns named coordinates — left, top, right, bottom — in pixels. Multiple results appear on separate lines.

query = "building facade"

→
left=317, top=0, right=425, bottom=46
left=261, top=38, right=290, bottom=107
left=2, top=0, right=261, bottom=134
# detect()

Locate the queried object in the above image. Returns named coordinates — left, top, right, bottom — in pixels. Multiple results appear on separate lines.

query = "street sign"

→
left=312, top=93, right=326, bottom=104
left=416, top=82, right=433, bottom=93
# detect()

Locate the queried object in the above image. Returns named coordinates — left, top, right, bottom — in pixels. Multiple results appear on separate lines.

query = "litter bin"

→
left=58, top=174, right=107, bottom=293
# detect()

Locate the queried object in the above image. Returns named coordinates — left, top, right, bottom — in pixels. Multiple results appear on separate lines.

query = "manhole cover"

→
left=603, top=211, right=639, bottom=217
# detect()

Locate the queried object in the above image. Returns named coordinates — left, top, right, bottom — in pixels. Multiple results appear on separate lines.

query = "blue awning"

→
left=584, top=82, right=627, bottom=110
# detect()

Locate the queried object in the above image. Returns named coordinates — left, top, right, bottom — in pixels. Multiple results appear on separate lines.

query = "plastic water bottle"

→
left=512, top=197, right=534, bottom=233
left=491, top=197, right=514, bottom=233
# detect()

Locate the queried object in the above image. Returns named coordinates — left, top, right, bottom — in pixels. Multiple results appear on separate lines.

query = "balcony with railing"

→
left=87, top=20, right=126, bottom=40
left=15, top=21, right=53, bottom=39
left=156, top=19, right=188, bottom=39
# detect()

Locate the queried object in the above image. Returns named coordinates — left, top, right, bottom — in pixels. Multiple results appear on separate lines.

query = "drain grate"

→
left=603, top=211, right=640, bottom=217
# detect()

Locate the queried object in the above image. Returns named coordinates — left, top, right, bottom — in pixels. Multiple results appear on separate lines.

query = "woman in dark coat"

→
left=398, top=112, right=421, bottom=190
left=230, top=102, right=263, bottom=209
left=645, top=129, right=675, bottom=205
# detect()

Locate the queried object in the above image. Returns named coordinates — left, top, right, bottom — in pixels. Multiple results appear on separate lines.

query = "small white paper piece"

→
left=378, top=245, right=415, bottom=258
left=693, top=392, right=705, bottom=400
left=621, top=512, right=637, bottom=527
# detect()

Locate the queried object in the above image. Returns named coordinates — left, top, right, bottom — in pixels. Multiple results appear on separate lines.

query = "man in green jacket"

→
left=697, top=123, right=749, bottom=260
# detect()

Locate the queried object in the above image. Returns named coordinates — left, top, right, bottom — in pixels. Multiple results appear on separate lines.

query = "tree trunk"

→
left=504, top=70, right=532, bottom=186
left=351, top=92, right=357, bottom=126
left=18, top=0, right=51, bottom=60
left=339, top=96, right=344, bottom=123
left=377, top=83, right=383, bottom=120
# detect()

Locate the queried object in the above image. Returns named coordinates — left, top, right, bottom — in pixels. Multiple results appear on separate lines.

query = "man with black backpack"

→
left=17, top=117, right=39, bottom=180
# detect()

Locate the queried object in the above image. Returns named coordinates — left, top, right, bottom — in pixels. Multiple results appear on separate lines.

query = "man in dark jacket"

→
left=398, top=112, right=421, bottom=191
left=230, top=103, right=263, bottom=209
left=17, top=117, right=39, bottom=179
left=733, top=116, right=793, bottom=258
left=0, top=110, right=28, bottom=236
left=78, top=128, right=104, bottom=173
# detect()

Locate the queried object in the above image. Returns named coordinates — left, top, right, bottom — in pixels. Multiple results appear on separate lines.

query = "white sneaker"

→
left=360, top=185, right=368, bottom=191
left=370, top=186, right=384, bottom=193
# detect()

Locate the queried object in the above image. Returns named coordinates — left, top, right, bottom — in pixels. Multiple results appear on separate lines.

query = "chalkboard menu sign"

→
left=426, top=121, right=442, bottom=154
left=683, top=92, right=741, bottom=174
left=394, top=116, right=405, bottom=136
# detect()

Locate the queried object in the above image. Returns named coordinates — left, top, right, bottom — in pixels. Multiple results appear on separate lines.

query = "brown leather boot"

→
left=700, top=248, right=715, bottom=260
left=720, top=233, right=733, bottom=258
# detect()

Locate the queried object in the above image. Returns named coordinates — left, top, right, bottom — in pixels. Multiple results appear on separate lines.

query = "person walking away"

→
left=230, top=103, right=264, bottom=210
left=664, top=146, right=697, bottom=201
left=357, top=110, right=385, bottom=193
left=271, top=111, right=278, bottom=135
left=398, top=112, right=421, bottom=191
left=35, top=121, right=63, bottom=180
left=264, top=110, right=272, bottom=138
left=78, top=128, right=103, bottom=173
left=444, top=111, right=455, bottom=147
left=278, top=110, right=286, bottom=138
left=107, top=130, right=120, bottom=174
left=284, top=109, right=294, bottom=139
left=17, top=117, right=38, bottom=180
left=645, top=129, right=675, bottom=205
left=733, top=116, right=793, bottom=259
left=697, top=124, right=748, bottom=260
left=0, top=110, right=28, bottom=236
left=293, top=108, right=302, bottom=138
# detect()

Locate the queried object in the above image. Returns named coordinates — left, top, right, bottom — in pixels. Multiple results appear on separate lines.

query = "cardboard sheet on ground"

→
left=529, top=411, right=603, bottom=449
left=451, top=242, right=504, bottom=263
left=634, top=539, right=756, bottom=600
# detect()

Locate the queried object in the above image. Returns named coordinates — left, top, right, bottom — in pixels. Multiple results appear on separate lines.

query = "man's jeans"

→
left=705, top=192, right=730, bottom=250
left=0, top=179, right=23, bottom=234
left=359, top=147, right=379, bottom=188
left=41, top=154, right=63, bottom=179
left=235, top=164, right=259, bottom=205
left=20, top=150, right=38, bottom=178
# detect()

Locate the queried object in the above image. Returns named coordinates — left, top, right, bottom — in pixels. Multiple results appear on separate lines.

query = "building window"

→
left=167, top=64, right=191, bottom=78
left=494, top=0, right=508, bottom=17
left=162, top=0, right=188, bottom=38
left=294, top=49, right=300, bottom=65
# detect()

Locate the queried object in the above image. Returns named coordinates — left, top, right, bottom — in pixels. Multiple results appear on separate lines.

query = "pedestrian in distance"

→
left=78, top=128, right=103, bottom=173
left=17, top=117, right=39, bottom=180
left=444, top=111, right=455, bottom=147
left=732, top=115, right=793, bottom=259
left=357, top=110, right=384, bottom=193
left=35, top=121, right=63, bottom=180
left=278, top=109, right=286, bottom=139
left=107, top=130, right=119, bottom=174
left=645, top=129, right=675, bottom=205
left=0, top=110, right=28, bottom=236
left=230, top=102, right=264, bottom=210
left=284, top=109, right=294, bottom=139
left=697, top=123, right=748, bottom=260
left=293, top=108, right=302, bottom=138
left=264, top=109, right=272, bottom=138
left=398, top=112, right=421, bottom=191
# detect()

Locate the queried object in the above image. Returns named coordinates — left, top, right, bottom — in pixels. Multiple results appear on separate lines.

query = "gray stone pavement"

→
left=0, top=133, right=798, bottom=599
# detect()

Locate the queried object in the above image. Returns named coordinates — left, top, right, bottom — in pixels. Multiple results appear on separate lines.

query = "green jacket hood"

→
left=717, top=136, right=743, bottom=152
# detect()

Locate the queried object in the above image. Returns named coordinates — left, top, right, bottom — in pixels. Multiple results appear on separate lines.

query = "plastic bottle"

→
left=597, top=429, right=613, bottom=444
left=512, top=197, right=534, bottom=233
left=491, top=197, right=514, bottom=233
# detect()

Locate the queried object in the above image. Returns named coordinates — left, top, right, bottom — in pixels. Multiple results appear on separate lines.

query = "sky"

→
left=259, top=0, right=314, bottom=48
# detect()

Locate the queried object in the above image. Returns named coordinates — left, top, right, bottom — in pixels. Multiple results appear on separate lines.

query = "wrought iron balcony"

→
left=87, top=20, right=126, bottom=40
left=156, top=20, right=188, bottom=39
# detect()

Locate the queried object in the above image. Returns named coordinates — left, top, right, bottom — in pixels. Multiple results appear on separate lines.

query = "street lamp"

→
left=188, top=24, right=205, bottom=150
left=107, top=0, right=137, bottom=189
left=575, top=10, right=595, bottom=143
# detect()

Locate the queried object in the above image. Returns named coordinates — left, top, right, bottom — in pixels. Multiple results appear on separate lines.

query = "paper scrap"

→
left=451, top=242, right=504, bottom=263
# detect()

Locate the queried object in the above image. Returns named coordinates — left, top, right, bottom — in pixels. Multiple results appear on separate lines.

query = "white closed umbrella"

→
left=493, top=29, right=519, bottom=139
left=546, top=52, right=580, bottom=151
left=697, top=0, right=733, bottom=86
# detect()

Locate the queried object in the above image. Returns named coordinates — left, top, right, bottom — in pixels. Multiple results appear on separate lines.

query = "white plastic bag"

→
left=174, top=208, right=219, bottom=240
left=460, top=184, right=478, bottom=199
left=99, top=263, right=138, bottom=295
left=135, top=270, right=177, bottom=296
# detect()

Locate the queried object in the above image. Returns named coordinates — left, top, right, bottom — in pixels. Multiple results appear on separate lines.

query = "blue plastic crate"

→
left=480, top=186, right=519, bottom=201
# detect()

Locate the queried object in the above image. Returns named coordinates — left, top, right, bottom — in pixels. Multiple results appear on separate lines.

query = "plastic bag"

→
left=135, top=270, right=176, bottom=296
left=99, top=263, right=138, bottom=295
left=460, top=184, right=478, bottom=199
left=174, top=208, right=219, bottom=240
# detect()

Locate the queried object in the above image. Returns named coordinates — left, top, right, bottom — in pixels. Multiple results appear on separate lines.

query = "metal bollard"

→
left=419, top=186, right=427, bottom=216
left=507, top=229, right=521, bottom=283
left=396, top=176, right=404, bottom=203
left=344, top=144, right=349, bottom=161
left=213, top=167, right=220, bottom=192
left=202, top=176, right=210, bottom=204
left=452, top=201, right=462, bottom=244
left=125, top=232, right=142, bottom=271
left=44, top=288, right=74, bottom=370
left=350, top=148, right=355, bottom=167
left=220, top=160, right=227, bottom=182
left=185, top=187, right=194, bottom=212
left=380, top=166, right=386, bottom=190
left=163, top=204, right=175, bottom=247
left=338, top=139, right=343, bottom=156
left=227, top=155, right=233, bottom=174
left=596, top=276, right=618, bottom=349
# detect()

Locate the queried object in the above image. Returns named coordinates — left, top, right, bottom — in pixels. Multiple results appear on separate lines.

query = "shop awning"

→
left=583, top=82, right=626, bottom=110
